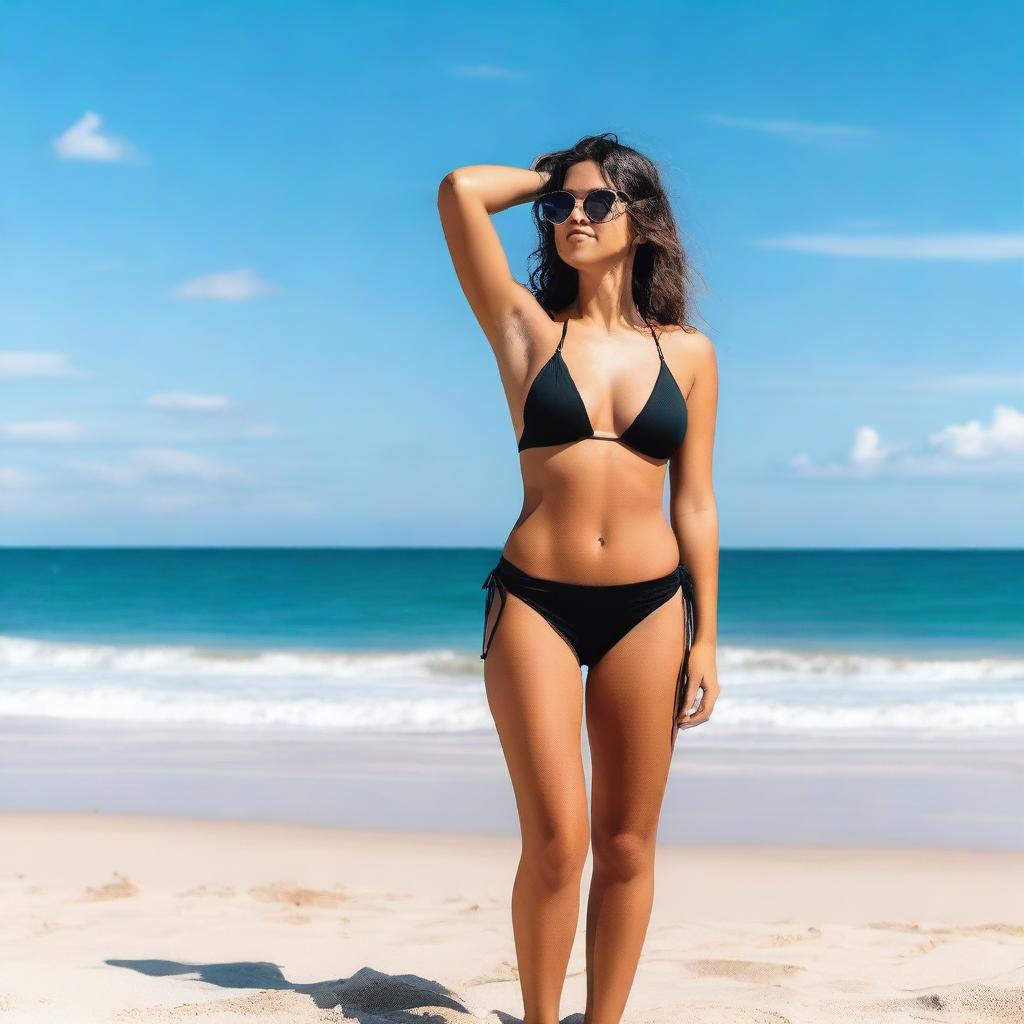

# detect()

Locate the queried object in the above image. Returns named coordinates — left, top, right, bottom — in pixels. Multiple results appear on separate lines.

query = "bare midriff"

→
left=501, top=442, right=680, bottom=585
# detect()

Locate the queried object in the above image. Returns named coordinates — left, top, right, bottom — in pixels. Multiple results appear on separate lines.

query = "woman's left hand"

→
left=676, top=640, right=720, bottom=729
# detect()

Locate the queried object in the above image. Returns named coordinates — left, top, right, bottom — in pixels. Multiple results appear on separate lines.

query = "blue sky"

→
left=2, top=0, right=1022, bottom=546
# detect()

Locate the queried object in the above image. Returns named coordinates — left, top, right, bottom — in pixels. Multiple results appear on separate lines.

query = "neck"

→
left=573, top=258, right=646, bottom=332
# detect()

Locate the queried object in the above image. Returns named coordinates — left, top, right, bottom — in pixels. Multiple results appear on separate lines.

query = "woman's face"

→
left=554, top=160, right=641, bottom=269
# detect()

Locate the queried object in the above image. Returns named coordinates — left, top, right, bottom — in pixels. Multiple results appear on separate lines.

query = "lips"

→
left=567, top=230, right=592, bottom=239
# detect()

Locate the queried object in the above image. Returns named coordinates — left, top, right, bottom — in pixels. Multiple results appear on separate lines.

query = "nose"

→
left=568, top=200, right=588, bottom=226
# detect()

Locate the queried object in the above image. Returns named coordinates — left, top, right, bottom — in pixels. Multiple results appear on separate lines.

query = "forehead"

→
left=562, top=161, right=612, bottom=193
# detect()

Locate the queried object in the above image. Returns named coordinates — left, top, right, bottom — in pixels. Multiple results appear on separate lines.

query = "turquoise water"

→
left=2, top=547, right=1022, bottom=655
left=1, top=547, right=1021, bottom=739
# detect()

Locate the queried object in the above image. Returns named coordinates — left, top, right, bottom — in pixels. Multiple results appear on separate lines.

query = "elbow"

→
left=437, top=169, right=472, bottom=206
left=671, top=493, right=717, bottom=518
left=436, top=173, right=455, bottom=209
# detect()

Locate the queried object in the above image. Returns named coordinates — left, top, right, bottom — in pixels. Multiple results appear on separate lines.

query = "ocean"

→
left=1, top=547, right=1022, bottom=745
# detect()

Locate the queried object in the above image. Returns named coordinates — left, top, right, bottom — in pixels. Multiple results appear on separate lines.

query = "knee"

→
left=591, top=830, right=654, bottom=882
left=523, top=828, right=590, bottom=890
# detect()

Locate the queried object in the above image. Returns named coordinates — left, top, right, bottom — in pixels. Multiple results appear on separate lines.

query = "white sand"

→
left=1, top=811, right=1023, bottom=1022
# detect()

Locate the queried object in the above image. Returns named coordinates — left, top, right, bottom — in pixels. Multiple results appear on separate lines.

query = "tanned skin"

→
left=437, top=157, right=720, bottom=1024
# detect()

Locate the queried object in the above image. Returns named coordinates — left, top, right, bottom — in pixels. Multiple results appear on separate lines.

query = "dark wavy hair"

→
left=527, top=132, right=697, bottom=332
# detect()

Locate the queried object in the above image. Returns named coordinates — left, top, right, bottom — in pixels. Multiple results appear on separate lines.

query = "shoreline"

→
left=4, top=717, right=1023, bottom=850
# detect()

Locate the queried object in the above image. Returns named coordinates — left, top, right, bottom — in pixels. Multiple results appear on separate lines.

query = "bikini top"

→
left=517, top=319, right=687, bottom=460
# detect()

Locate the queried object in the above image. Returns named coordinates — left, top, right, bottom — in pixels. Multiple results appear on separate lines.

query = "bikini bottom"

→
left=479, top=554, right=697, bottom=684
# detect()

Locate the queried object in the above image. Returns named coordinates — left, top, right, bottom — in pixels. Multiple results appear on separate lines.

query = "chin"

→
left=559, top=248, right=600, bottom=267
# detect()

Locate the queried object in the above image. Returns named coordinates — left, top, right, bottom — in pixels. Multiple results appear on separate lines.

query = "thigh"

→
left=584, top=588, right=684, bottom=837
left=482, top=591, right=589, bottom=839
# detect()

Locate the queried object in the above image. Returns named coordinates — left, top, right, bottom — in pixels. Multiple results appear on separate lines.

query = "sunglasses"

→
left=535, top=188, right=633, bottom=225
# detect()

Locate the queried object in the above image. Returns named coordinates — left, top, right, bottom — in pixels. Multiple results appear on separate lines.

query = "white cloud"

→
left=929, top=405, right=1024, bottom=460
left=0, top=466, right=38, bottom=488
left=169, top=269, right=279, bottom=302
left=791, top=404, right=1024, bottom=478
left=703, top=113, right=873, bottom=142
left=69, top=448, right=243, bottom=485
left=448, top=64, right=527, bottom=79
left=849, top=426, right=891, bottom=468
left=146, top=391, right=234, bottom=413
left=756, top=233, right=1024, bottom=261
left=0, top=351, right=76, bottom=380
left=52, top=111, right=140, bottom=163
left=1, top=419, right=83, bottom=443
left=791, top=425, right=899, bottom=478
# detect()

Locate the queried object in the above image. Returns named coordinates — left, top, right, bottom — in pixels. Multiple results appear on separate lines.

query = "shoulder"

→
left=658, top=324, right=716, bottom=374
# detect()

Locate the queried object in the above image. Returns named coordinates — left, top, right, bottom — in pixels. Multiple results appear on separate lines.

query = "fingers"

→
left=674, top=647, right=721, bottom=732
left=678, top=704, right=712, bottom=728
left=676, top=681, right=718, bottom=729
left=679, top=679, right=699, bottom=716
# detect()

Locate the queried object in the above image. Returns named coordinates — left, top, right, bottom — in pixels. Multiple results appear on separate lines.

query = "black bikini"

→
left=480, top=318, right=697, bottom=732
left=517, top=318, right=687, bottom=458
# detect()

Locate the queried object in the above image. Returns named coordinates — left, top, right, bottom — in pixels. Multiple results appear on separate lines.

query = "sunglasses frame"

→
left=535, top=187, right=634, bottom=225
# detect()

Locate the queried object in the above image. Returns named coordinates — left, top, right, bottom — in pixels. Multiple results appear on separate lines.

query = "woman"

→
left=437, top=132, right=720, bottom=1024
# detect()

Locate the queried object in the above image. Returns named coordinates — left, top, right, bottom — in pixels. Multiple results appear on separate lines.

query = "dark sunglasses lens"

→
left=583, top=190, right=617, bottom=222
left=538, top=192, right=574, bottom=223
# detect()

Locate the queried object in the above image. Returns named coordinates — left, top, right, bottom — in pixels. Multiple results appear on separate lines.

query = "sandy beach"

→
left=2, top=810, right=1023, bottom=1023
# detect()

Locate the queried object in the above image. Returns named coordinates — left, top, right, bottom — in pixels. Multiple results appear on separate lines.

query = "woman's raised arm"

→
left=436, top=164, right=552, bottom=351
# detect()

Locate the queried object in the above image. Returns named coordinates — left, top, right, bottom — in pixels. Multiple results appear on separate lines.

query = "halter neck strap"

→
left=556, top=319, right=569, bottom=351
left=651, top=325, right=664, bottom=361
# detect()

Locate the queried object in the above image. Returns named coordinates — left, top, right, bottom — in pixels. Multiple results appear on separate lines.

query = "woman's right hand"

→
left=528, top=151, right=557, bottom=183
